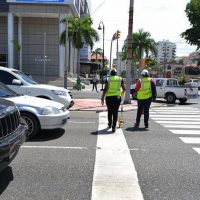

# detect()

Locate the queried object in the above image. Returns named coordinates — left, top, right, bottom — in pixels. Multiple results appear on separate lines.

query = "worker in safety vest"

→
left=134, top=69, right=156, bottom=129
left=101, top=68, right=126, bottom=132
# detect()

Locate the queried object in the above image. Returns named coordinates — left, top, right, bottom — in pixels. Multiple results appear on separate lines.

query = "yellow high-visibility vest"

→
left=137, top=77, right=152, bottom=99
left=106, top=76, right=122, bottom=97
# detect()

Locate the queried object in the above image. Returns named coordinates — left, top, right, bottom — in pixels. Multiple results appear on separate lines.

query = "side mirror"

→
left=12, top=79, right=23, bottom=85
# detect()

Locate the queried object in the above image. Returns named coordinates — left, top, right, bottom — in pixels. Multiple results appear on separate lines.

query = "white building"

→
left=155, top=40, right=176, bottom=64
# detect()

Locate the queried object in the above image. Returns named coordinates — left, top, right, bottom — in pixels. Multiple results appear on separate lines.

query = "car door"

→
left=0, top=70, right=27, bottom=95
left=155, top=79, right=165, bottom=97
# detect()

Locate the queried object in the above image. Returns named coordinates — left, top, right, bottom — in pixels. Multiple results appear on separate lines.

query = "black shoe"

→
left=145, top=124, right=148, bottom=129
left=108, top=124, right=111, bottom=128
left=134, top=123, right=139, bottom=128
left=112, top=127, right=116, bottom=133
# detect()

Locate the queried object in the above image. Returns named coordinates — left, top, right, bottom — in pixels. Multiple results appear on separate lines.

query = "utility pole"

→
left=64, top=18, right=68, bottom=89
left=163, top=41, right=167, bottom=78
left=43, top=32, right=46, bottom=84
left=124, top=0, right=134, bottom=104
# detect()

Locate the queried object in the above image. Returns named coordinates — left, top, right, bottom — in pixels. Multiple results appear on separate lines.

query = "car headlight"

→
left=41, top=106, right=61, bottom=115
left=51, top=90, right=67, bottom=96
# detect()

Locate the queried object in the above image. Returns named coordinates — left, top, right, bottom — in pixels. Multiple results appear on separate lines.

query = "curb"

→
left=70, top=99, right=137, bottom=111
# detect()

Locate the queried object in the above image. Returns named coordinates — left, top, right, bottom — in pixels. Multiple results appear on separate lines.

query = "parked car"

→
left=185, top=79, right=200, bottom=90
left=154, top=78, right=198, bottom=104
left=0, top=66, right=74, bottom=109
left=0, top=82, right=70, bottom=139
left=0, top=97, right=27, bottom=172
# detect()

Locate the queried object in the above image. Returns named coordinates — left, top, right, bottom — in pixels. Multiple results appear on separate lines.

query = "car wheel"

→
left=166, top=93, right=176, bottom=104
left=21, top=112, right=40, bottom=139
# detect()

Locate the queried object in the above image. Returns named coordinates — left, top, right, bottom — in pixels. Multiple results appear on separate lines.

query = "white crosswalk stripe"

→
left=92, top=112, right=144, bottom=200
left=150, top=106, right=200, bottom=155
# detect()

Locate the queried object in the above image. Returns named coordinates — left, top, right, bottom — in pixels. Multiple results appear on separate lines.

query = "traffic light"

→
left=112, top=33, right=117, bottom=40
left=116, top=30, right=121, bottom=39
left=112, top=30, right=121, bottom=40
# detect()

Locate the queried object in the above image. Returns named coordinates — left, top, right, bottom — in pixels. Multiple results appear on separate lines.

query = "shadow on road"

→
left=0, top=166, right=13, bottom=195
left=125, top=127, right=149, bottom=132
left=90, top=128, right=115, bottom=135
left=28, top=128, right=65, bottom=142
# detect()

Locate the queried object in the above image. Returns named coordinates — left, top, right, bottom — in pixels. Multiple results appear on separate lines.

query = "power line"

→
left=91, top=0, right=107, bottom=16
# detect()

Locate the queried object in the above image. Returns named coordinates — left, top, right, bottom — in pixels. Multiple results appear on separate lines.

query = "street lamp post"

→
left=98, top=21, right=105, bottom=91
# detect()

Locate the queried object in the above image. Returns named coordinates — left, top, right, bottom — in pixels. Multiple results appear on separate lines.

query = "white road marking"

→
left=162, top=125, right=200, bottom=128
left=157, top=121, right=200, bottom=125
left=193, top=148, right=200, bottom=154
left=150, top=115, right=200, bottom=118
left=21, top=146, right=88, bottom=149
left=91, top=112, right=144, bottom=200
left=179, top=137, right=200, bottom=144
left=170, top=130, right=200, bottom=135
left=150, top=111, right=200, bottom=114
left=151, top=118, right=200, bottom=121
left=150, top=106, right=200, bottom=154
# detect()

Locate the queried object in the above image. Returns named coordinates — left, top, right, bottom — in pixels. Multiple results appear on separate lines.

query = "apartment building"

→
left=155, top=40, right=176, bottom=64
left=0, top=0, right=90, bottom=77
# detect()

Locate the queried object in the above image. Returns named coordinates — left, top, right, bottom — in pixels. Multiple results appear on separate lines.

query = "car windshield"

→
left=0, top=82, right=18, bottom=97
left=12, top=70, right=38, bottom=84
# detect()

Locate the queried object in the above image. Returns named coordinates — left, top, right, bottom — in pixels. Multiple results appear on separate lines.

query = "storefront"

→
left=0, top=0, right=90, bottom=78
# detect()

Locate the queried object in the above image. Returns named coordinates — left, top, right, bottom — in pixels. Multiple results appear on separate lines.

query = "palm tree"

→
left=91, top=47, right=103, bottom=62
left=60, top=16, right=99, bottom=78
left=122, top=29, right=157, bottom=62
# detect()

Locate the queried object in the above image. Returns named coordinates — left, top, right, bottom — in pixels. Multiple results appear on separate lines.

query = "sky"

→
left=90, top=0, right=197, bottom=61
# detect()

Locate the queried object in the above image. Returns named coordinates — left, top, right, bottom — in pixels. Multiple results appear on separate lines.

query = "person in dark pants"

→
left=134, top=69, right=156, bottom=129
left=101, top=68, right=126, bottom=132
left=92, top=75, right=98, bottom=92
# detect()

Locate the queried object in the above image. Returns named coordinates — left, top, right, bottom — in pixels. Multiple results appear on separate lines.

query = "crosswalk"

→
left=150, top=106, right=200, bottom=154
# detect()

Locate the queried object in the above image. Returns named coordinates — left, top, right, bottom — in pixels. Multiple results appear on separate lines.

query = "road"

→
left=1, top=89, right=200, bottom=200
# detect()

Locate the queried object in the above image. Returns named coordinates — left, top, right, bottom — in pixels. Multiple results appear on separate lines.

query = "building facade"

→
left=0, top=0, right=90, bottom=78
left=155, top=40, right=176, bottom=64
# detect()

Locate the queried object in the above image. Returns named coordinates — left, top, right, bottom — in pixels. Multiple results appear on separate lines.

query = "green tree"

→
left=91, top=47, right=103, bottom=62
left=122, top=29, right=157, bottom=62
left=12, top=39, right=21, bottom=69
left=181, top=0, right=200, bottom=49
left=60, top=16, right=99, bottom=77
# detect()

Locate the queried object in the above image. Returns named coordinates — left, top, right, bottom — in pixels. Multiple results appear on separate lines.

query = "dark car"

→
left=0, top=98, right=27, bottom=172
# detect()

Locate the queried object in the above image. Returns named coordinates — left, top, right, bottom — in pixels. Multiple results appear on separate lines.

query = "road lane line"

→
left=91, top=112, right=144, bottom=200
left=162, top=125, right=200, bottom=128
left=150, top=115, right=200, bottom=118
left=193, top=148, right=200, bottom=154
left=170, top=130, right=200, bottom=135
left=157, top=121, right=200, bottom=125
left=179, top=137, right=200, bottom=144
left=21, top=146, right=88, bottom=149
left=151, top=118, right=200, bottom=121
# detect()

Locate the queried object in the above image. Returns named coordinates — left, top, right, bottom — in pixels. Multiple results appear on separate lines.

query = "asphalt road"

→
left=1, top=89, right=200, bottom=200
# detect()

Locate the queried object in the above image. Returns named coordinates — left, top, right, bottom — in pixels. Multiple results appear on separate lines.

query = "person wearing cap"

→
left=101, top=68, right=126, bottom=132
left=134, top=69, right=156, bottom=129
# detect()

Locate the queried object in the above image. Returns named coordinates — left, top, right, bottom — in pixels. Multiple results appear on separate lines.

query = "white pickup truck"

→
left=154, top=78, right=198, bottom=104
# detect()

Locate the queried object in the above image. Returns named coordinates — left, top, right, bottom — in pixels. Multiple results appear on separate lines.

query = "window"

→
left=156, top=79, right=164, bottom=86
left=0, top=71, right=17, bottom=85
left=167, top=79, right=178, bottom=86
left=0, top=54, right=7, bottom=67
